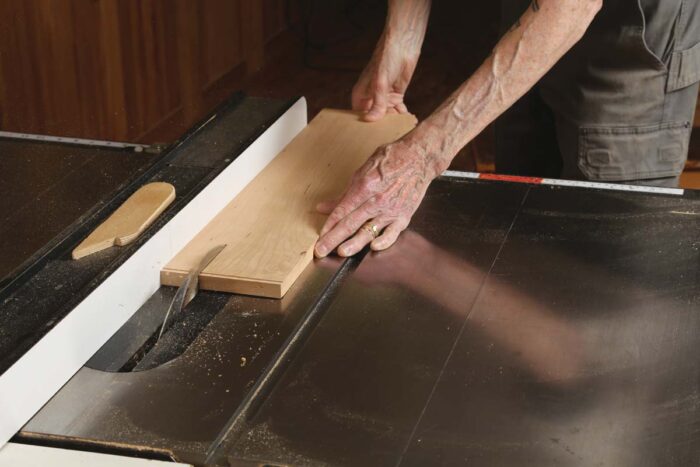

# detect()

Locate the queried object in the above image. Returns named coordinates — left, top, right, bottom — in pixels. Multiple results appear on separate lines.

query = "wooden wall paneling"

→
left=149, top=1, right=182, bottom=135
left=18, top=0, right=38, bottom=132
left=120, top=1, right=152, bottom=138
left=0, top=3, right=6, bottom=130
left=0, top=0, right=298, bottom=142
left=0, top=1, right=22, bottom=132
left=162, top=4, right=186, bottom=121
left=119, top=0, right=183, bottom=141
left=0, top=2, right=49, bottom=135
left=71, top=1, right=108, bottom=139
left=161, top=109, right=418, bottom=298
left=99, top=0, right=129, bottom=140
left=0, top=37, right=4, bottom=130
left=173, top=0, right=202, bottom=126
left=38, top=1, right=84, bottom=137
left=0, top=1, right=108, bottom=138
left=240, top=0, right=265, bottom=74
left=263, top=0, right=289, bottom=42
left=200, top=0, right=244, bottom=90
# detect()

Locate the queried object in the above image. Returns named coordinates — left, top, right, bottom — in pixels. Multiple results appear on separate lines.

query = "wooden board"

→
left=161, top=109, right=417, bottom=298
left=72, top=182, right=176, bottom=259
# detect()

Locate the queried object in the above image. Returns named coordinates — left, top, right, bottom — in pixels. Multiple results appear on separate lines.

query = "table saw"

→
left=1, top=94, right=700, bottom=466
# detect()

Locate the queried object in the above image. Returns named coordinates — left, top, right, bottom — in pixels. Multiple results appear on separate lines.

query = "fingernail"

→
left=315, top=245, right=327, bottom=257
left=338, top=247, right=350, bottom=257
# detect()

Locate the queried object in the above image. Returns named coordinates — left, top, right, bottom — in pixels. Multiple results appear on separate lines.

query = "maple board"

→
left=161, top=109, right=417, bottom=298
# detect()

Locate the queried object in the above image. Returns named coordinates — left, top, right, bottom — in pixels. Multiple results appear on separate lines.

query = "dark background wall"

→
left=0, top=1, right=499, bottom=144
left=1, top=0, right=699, bottom=182
left=0, top=0, right=297, bottom=142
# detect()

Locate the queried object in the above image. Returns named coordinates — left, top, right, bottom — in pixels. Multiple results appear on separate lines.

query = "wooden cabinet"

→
left=0, top=0, right=290, bottom=143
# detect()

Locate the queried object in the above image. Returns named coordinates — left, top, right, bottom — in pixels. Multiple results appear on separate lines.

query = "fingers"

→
left=388, top=93, right=409, bottom=114
left=337, top=218, right=393, bottom=257
left=315, top=202, right=377, bottom=258
left=319, top=216, right=410, bottom=258
left=352, top=74, right=374, bottom=112
left=364, top=80, right=389, bottom=122
left=370, top=219, right=409, bottom=251
left=353, top=95, right=373, bottom=113
left=395, top=101, right=409, bottom=114
left=316, top=198, right=340, bottom=215
left=319, top=183, right=369, bottom=237
left=363, top=92, right=410, bottom=121
left=353, top=73, right=408, bottom=120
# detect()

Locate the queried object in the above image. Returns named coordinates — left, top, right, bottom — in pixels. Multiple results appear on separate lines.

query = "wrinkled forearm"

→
left=383, top=0, right=432, bottom=55
left=405, top=0, right=603, bottom=177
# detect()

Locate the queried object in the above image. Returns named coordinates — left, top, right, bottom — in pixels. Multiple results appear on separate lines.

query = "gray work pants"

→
left=497, top=0, right=700, bottom=187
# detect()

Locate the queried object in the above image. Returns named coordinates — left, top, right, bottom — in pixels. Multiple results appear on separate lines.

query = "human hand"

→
left=314, top=139, right=441, bottom=258
left=352, top=34, right=421, bottom=122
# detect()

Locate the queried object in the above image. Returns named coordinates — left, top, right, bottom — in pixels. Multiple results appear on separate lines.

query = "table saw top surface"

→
left=5, top=95, right=700, bottom=466
left=23, top=176, right=700, bottom=466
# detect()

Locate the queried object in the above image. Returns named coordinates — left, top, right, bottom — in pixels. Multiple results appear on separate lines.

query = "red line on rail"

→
left=479, top=174, right=544, bottom=185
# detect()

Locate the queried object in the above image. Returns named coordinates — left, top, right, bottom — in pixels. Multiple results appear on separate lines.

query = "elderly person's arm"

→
left=315, top=0, right=603, bottom=258
left=351, top=0, right=431, bottom=121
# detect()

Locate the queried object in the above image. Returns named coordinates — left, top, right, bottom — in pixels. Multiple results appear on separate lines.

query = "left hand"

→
left=314, top=139, right=438, bottom=258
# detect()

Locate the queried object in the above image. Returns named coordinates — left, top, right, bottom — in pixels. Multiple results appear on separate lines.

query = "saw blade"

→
left=157, top=244, right=226, bottom=341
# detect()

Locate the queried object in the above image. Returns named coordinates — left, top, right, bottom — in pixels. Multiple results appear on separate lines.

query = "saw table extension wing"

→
left=161, top=109, right=417, bottom=298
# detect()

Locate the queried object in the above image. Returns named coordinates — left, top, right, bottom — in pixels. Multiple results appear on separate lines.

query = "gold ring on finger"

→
left=362, top=222, right=380, bottom=239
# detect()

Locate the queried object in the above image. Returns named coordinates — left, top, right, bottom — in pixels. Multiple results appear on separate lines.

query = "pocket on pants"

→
left=578, top=122, right=690, bottom=181
left=667, top=41, right=700, bottom=92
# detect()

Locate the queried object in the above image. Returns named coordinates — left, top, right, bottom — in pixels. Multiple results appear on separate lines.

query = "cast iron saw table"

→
left=2, top=95, right=700, bottom=466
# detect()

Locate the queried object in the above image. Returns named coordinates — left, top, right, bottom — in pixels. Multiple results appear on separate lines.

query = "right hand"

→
left=352, top=34, right=421, bottom=122
left=314, top=137, right=442, bottom=258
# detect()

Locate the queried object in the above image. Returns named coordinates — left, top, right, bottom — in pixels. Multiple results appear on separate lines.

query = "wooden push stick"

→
left=72, top=182, right=176, bottom=260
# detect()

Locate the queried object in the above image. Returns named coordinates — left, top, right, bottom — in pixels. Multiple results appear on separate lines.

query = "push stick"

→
left=72, top=182, right=176, bottom=260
